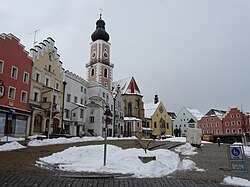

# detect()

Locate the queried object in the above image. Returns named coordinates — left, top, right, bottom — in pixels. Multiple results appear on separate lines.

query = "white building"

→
left=173, top=107, right=203, bottom=137
left=63, top=70, right=89, bottom=136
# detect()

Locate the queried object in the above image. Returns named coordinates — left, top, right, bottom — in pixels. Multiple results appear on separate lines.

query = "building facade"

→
left=222, top=108, right=250, bottom=135
left=29, top=37, right=64, bottom=136
left=173, top=107, right=203, bottom=137
left=144, top=96, right=173, bottom=138
left=0, top=33, right=32, bottom=137
left=198, top=109, right=226, bottom=135
left=113, top=77, right=144, bottom=137
left=63, top=70, right=89, bottom=136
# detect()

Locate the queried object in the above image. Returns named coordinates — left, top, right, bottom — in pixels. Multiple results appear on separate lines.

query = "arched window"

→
left=34, top=115, right=43, bottom=133
left=91, top=68, right=95, bottom=76
left=128, top=102, right=132, bottom=116
left=104, top=68, right=108, bottom=78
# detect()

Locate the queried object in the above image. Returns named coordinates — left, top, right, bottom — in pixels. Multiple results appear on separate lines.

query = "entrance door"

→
left=53, top=118, right=60, bottom=134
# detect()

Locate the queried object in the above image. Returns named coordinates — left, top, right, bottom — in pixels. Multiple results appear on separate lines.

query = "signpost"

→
left=228, top=145, right=248, bottom=179
left=103, top=107, right=112, bottom=166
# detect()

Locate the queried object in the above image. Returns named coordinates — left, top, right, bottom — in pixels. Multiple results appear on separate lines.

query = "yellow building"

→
left=144, top=98, right=173, bottom=138
left=29, top=37, right=64, bottom=136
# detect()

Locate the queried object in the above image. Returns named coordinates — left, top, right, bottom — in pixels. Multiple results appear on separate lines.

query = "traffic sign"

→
left=231, top=161, right=246, bottom=172
left=230, top=146, right=243, bottom=160
left=0, top=80, right=5, bottom=99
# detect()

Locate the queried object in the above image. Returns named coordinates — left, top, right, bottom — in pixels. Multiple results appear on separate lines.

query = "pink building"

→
left=222, top=108, right=250, bottom=135
left=0, top=33, right=32, bottom=137
left=198, top=109, right=226, bottom=135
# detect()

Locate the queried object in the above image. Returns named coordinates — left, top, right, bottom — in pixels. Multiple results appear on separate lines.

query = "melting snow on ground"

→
left=37, top=144, right=197, bottom=178
left=0, top=141, right=26, bottom=151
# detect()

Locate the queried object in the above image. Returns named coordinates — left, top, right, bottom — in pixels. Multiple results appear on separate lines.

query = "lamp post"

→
left=61, top=81, right=67, bottom=133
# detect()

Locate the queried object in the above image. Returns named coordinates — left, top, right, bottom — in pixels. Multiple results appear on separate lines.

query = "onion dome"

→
left=91, top=14, right=109, bottom=42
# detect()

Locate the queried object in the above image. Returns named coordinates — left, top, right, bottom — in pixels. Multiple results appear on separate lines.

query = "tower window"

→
left=104, top=68, right=108, bottom=78
left=91, top=68, right=95, bottom=76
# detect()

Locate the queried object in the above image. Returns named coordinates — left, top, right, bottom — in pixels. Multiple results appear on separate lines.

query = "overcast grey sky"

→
left=1, top=0, right=250, bottom=114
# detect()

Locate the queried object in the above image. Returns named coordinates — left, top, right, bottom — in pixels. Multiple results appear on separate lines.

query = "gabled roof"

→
left=188, top=118, right=195, bottom=123
left=205, top=109, right=226, bottom=116
left=113, top=77, right=142, bottom=95
left=144, top=102, right=161, bottom=118
left=186, top=108, right=203, bottom=120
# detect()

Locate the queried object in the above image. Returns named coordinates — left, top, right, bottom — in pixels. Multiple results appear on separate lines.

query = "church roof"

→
left=91, top=14, right=109, bottom=42
left=113, top=77, right=142, bottom=95
left=144, top=102, right=161, bottom=118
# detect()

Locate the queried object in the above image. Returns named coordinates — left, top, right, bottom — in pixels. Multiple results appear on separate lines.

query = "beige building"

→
left=113, top=77, right=144, bottom=137
left=29, top=37, right=64, bottom=136
left=144, top=96, right=173, bottom=138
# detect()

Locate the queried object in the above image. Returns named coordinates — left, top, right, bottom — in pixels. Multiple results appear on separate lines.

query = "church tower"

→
left=86, top=15, right=114, bottom=90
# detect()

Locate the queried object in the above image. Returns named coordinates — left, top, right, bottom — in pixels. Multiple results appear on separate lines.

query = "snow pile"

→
left=163, top=137, right=186, bottom=143
left=175, top=142, right=197, bottom=155
left=243, top=146, right=250, bottom=157
left=28, top=136, right=104, bottom=146
left=0, top=136, right=25, bottom=142
left=0, top=141, right=26, bottom=151
left=37, top=144, right=197, bottom=178
left=222, top=176, right=250, bottom=187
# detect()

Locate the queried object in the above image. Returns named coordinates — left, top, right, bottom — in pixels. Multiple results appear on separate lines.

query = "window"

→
left=203, top=130, right=206, bottom=134
left=73, top=113, right=76, bottom=117
left=74, top=96, right=77, bottom=103
left=90, top=116, right=95, bottom=123
left=11, top=66, right=18, bottom=79
left=137, top=122, right=140, bottom=127
left=81, top=86, right=83, bottom=92
left=53, top=94, right=58, bottom=104
left=103, top=92, right=105, bottom=98
left=23, top=72, right=29, bottom=84
left=207, top=123, right=210, bottom=127
left=67, top=94, right=71, bottom=102
left=104, top=68, right=108, bottom=78
left=217, top=129, right=220, bottom=134
left=35, top=70, right=41, bottom=82
left=104, top=82, right=107, bottom=87
left=211, top=118, right=214, bottom=121
left=0, top=60, right=4, bottom=74
left=45, top=75, right=50, bottom=87
left=238, top=129, right=242, bottom=133
left=91, top=68, right=95, bottom=76
left=43, top=97, right=47, bottom=102
left=8, top=86, right=16, bottom=100
left=211, top=130, right=214, bottom=134
left=231, top=114, right=234, bottom=118
left=231, top=121, right=235, bottom=126
left=237, top=121, right=241, bottom=126
left=232, top=129, right=236, bottom=134
left=225, top=122, right=229, bottom=126
left=55, top=80, right=60, bottom=90
left=80, top=109, right=84, bottom=118
left=81, top=98, right=83, bottom=105
left=65, top=109, right=70, bottom=118
left=154, top=122, right=157, bottom=128
left=84, top=88, right=87, bottom=94
left=33, top=88, right=40, bottom=102
left=216, top=122, right=219, bottom=127
left=211, top=123, right=214, bottom=127
left=226, top=129, right=230, bottom=134
left=20, top=91, right=27, bottom=103
left=236, top=114, right=240, bottom=118
left=48, top=65, right=51, bottom=72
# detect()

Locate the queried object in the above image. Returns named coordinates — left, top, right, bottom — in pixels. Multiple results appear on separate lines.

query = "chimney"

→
left=154, top=95, right=159, bottom=104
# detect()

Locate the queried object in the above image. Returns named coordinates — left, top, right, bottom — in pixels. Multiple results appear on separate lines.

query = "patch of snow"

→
left=175, top=143, right=197, bottom=156
left=222, top=176, right=250, bottom=187
left=0, top=136, right=25, bottom=142
left=37, top=144, right=198, bottom=178
left=163, top=137, right=186, bottom=143
left=0, top=141, right=26, bottom=151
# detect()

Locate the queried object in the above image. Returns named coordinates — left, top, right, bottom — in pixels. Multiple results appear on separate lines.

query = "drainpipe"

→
left=61, top=81, right=67, bottom=133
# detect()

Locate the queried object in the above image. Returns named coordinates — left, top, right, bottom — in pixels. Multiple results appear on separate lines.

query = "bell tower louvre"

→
left=86, top=14, right=114, bottom=91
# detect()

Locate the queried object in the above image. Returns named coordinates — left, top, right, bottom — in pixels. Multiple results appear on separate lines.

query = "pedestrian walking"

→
left=217, top=137, right=221, bottom=146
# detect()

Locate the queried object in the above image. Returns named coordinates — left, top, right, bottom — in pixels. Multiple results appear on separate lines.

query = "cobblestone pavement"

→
left=0, top=139, right=248, bottom=186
